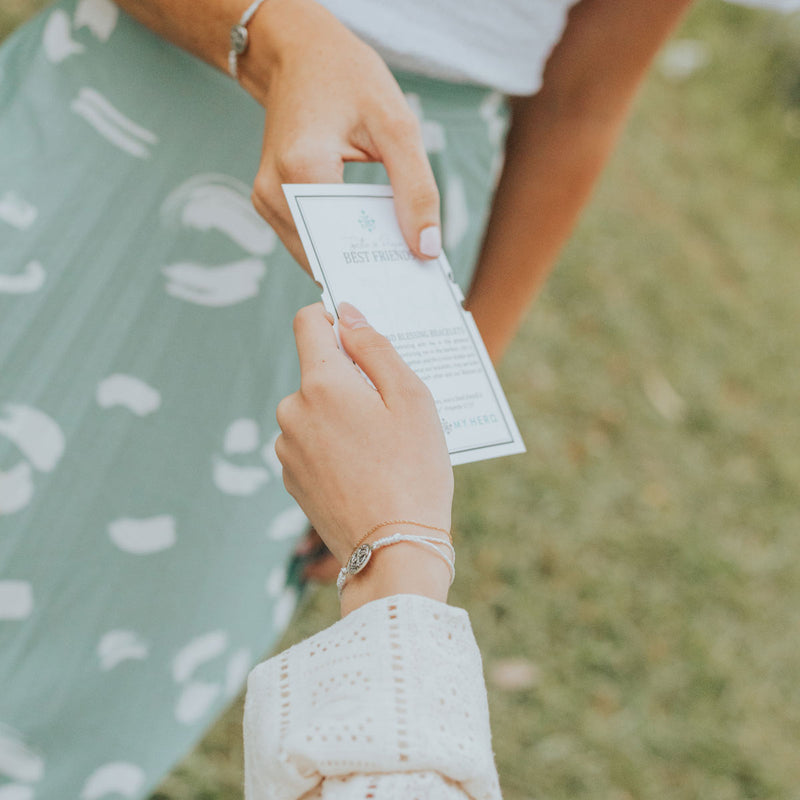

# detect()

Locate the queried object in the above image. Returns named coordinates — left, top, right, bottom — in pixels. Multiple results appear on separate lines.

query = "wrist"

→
left=339, top=539, right=452, bottom=616
left=232, top=0, right=285, bottom=104
left=234, top=0, right=328, bottom=105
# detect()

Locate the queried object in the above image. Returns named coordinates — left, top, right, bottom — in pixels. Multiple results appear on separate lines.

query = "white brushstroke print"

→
left=223, top=418, right=260, bottom=455
left=0, top=262, right=45, bottom=295
left=162, top=259, right=266, bottom=307
left=74, top=0, right=119, bottom=41
left=479, top=91, right=506, bottom=146
left=0, top=405, right=64, bottom=473
left=267, top=505, right=307, bottom=541
left=43, top=9, right=85, bottom=62
left=444, top=173, right=469, bottom=251
left=97, top=630, right=149, bottom=670
left=0, top=405, right=63, bottom=515
left=265, top=566, right=286, bottom=598
left=0, top=582, right=33, bottom=621
left=212, top=458, right=270, bottom=496
left=96, top=375, right=161, bottom=416
left=223, top=648, right=251, bottom=698
left=161, top=175, right=277, bottom=256
left=405, top=93, right=446, bottom=153
left=107, top=515, right=176, bottom=555
left=170, top=634, right=254, bottom=723
left=213, top=422, right=283, bottom=497
left=0, top=193, right=37, bottom=230
left=172, top=631, right=228, bottom=684
left=80, top=763, right=145, bottom=800
left=273, top=586, right=298, bottom=630
left=71, top=88, right=158, bottom=159
left=0, top=784, right=34, bottom=800
left=174, top=681, right=220, bottom=725
left=0, top=725, right=43, bottom=784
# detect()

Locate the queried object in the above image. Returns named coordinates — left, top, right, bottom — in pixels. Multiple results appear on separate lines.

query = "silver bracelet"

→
left=228, top=0, right=270, bottom=80
left=336, top=533, right=456, bottom=598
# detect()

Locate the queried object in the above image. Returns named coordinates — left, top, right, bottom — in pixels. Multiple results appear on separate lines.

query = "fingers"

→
left=251, top=186, right=311, bottom=272
left=373, top=111, right=442, bottom=260
left=253, top=91, right=441, bottom=270
left=289, top=303, right=428, bottom=409
left=252, top=127, right=346, bottom=273
left=337, top=302, right=427, bottom=402
left=292, top=303, right=342, bottom=376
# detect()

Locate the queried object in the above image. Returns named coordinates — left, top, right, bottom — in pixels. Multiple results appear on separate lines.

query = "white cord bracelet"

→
left=228, top=0, right=270, bottom=80
left=336, top=533, right=456, bottom=598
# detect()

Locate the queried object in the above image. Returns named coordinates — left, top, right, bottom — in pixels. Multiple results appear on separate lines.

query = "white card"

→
left=283, top=183, right=525, bottom=465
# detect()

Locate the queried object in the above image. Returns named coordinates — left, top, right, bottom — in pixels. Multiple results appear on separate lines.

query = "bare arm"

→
left=466, top=0, right=694, bottom=363
left=112, top=0, right=238, bottom=73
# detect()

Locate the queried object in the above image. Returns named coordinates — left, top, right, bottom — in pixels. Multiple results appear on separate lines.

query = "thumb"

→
left=337, top=302, right=420, bottom=399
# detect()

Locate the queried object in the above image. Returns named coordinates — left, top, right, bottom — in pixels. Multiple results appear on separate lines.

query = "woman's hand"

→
left=241, top=0, right=442, bottom=270
left=276, top=302, right=454, bottom=613
left=112, top=0, right=441, bottom=270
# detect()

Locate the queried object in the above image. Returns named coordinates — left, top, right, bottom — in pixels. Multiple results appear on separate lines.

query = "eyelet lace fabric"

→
left=298, top=772, right=474, bottom=799
left=244, top=594, right=501, bottom=800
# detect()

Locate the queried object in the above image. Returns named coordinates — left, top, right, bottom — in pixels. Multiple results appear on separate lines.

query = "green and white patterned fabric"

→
left=0, top=2, right=506, bottom=796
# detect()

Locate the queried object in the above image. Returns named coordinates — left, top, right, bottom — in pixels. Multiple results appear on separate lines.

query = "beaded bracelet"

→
left=336, top=533, right=455, bottom=598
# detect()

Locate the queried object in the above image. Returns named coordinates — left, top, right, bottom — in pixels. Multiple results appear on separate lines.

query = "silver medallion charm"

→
left=230, top=24, right=249, bottom=55
left=346, top=543, right=373, bottom=576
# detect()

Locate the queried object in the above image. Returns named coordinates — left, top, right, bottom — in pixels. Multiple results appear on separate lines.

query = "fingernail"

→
left=419, top=225, right=441, bottom=258
left=338, top=302, right=369, bottom=330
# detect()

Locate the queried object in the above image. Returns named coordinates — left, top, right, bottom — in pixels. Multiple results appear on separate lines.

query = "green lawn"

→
left=5, top=2, right=800, bottom=799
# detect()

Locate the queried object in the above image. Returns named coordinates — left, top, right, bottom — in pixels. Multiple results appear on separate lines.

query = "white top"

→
left=318, top=0, right=800, bottom=96
left=318, top=0, right=579, bottom=96
left=244, top=594, right=501, bottom=800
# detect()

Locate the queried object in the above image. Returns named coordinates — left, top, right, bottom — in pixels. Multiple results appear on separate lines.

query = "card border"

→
left=283, top=183, right=526, bottom=463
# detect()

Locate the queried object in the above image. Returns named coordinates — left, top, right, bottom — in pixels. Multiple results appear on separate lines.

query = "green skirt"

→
left=0, top=1, right=506, bottom=796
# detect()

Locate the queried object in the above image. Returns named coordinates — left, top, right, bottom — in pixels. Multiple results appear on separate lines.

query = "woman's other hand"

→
left=111, top=0, right=441, bottom=270
left=241, top=0, right=442, bottom=270
left=276, top=302, right=453, bottom=613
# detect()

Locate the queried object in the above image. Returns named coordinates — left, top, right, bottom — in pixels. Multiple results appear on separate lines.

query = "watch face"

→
left=230, top=24, right=249, bottom=55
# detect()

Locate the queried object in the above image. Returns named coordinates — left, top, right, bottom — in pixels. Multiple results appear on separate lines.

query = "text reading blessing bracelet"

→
left=337, top=532, right=456, bottom=598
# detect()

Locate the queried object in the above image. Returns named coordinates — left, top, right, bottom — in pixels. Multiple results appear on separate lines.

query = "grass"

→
left=5, top=2, right=800, bottom=799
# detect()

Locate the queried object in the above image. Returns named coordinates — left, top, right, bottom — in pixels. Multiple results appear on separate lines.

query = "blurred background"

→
left=4, top=2, right=800, bottom=798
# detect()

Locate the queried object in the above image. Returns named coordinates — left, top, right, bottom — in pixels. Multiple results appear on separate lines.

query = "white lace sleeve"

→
left=299, top=772, right=481, bottom=799
left=243, top=594, right=502, bottom=800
